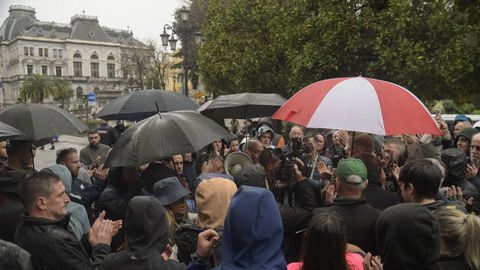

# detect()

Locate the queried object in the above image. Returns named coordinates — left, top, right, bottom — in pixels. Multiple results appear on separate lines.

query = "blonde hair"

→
left=165, top=208, right=178, bottom=245
left=435, top=209, right=480, bottom=270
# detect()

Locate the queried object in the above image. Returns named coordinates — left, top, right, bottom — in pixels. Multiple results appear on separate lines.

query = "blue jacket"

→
left=188, top=186, right=287, bottom=270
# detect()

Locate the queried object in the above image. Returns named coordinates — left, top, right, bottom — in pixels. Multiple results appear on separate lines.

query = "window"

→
left=27, top=65, right=33, bottom=75
left=58, top=49, right=62, bottom=58
left=73, top=53, right=81, bottom=59
left=39, top=48, right=43, bottom=57
left=76, top=87, right=83, bottom=99
left=53, top=49, right=57, bottom=58
left=73, top=62, right=82, bottom=77
left=24, top=47, right=28, bottom=56
left=41, top=65, right=47, bottom=75
left=123, top=69, right=128, bottom=79
left=90, top=54, right=99, bottom=60
left=107, top=55, right=115, bottom=61
left=55, top=66, right=62, bottom=77
left=107, top=63, right=115, bottom=78
left=91, top=62, right=99, bottom=78
left=44, top=48, right=48, bottom=57
left=29, top=47, right=34, bottom=56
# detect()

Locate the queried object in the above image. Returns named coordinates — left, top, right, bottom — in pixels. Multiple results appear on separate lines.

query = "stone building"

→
left=0, top=5, right=150, bottom=110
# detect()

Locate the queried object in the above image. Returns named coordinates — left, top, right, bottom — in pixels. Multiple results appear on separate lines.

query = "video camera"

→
left=274, top=138, right=315, bottom=182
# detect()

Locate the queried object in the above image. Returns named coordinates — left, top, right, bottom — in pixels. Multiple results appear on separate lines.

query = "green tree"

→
left=20, top=74, right=55, bottom=103
left=51, top=77, right=73, bottom=108
left=199, top=0, right=290, bottom=97
left=199, top=0, right=480, bottom=101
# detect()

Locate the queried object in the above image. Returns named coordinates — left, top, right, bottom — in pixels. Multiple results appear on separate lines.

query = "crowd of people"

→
left=1, top=113, right=480, bottom=270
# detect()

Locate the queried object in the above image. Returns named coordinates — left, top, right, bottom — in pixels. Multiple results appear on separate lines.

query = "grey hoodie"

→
left=45, top=165, right=90, bottom=239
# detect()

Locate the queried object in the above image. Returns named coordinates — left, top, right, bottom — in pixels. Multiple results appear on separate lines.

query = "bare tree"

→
left=144, top=39, right=171, bottom=90
left=121, top=33, right=153, bottom=90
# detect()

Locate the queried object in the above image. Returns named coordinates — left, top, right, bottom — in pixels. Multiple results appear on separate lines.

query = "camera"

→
left=331, top=146, right=347, bottom=168
left=275, top=138, right=314, bottom=182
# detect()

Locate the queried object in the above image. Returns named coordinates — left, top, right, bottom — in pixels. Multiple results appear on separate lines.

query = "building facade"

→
left=0, top=5, right=149, bottom=111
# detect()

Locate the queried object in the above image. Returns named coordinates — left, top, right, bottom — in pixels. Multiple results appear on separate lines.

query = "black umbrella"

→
left=197, top=93, right=286, bottom=119
left=96, top=90, right=199, bottom=121
left=0, top=121, right=24, bottom=140
left=105, top=110, right=231, bottom=168
left=0, top=104, right=87, bottom=146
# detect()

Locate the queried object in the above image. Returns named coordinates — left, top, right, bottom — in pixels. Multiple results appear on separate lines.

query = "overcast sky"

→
left=0, top=0, right=186, bottom=42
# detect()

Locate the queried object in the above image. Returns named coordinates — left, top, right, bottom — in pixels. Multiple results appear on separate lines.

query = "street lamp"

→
left=179, top=6, right=189, bottom=21
left=160, top=6, right=203, bottom=97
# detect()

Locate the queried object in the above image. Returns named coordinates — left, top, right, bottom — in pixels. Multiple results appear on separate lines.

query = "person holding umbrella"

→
left=0, top=139, right=35, bottom=242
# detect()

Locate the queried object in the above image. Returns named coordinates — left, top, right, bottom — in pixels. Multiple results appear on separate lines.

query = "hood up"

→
left=46, top=164, right=72, bottom=194
left=126, top=196, right=169, bottom=255
left=195, top=178, right=237, bottom=228
left=441, top=148, right=468, bottom=185
left=218, top=185, right=286, bottom=270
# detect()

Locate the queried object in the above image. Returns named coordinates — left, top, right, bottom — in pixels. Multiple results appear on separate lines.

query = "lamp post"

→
left=160, top=6, right=203, bottom=97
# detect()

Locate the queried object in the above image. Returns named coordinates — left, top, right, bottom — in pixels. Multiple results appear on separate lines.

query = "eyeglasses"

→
left=471, top=145, right=480, bottom=151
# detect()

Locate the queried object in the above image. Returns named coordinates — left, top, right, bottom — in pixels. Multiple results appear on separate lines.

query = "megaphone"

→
left=224, top=152, right=253, bottom=175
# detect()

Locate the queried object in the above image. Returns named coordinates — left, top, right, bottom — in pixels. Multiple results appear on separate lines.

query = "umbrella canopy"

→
left=0, top=121, right=24, bottom=140
left=0, top=104, right=88, bottom=145
left=96, top=89, right=199, bottom=121
left=198, top=93, right=286, bottom=119
left=105, top=110, right=231, bottom=168
left=273, top=77, right=441, bottom=136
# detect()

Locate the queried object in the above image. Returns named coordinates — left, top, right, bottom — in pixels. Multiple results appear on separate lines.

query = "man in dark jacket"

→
left=355, top=152, right=400, bottom=210
left=376, top=203, right=440, bottom=270
left=441, top=148, right=480, bottom=212
left=97, top=167, right=143, bottom=251
left=398, top=158, right=466, bottom=213
left=96, top=120, right=118, bottom=147
left=14, top=171, right=116, bottom=270
left=57, top=148, right=107, bottom=222
left=100, top=196, right=184, bottom=270
left=313, top=158, right=380, bottom=254
left=467, top=133, right=480, bottom=192
left=0, top=140, right=34, bottom=242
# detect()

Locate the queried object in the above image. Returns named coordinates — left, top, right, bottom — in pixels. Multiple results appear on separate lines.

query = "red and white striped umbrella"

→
left=273, top=77, right=441, bottom=135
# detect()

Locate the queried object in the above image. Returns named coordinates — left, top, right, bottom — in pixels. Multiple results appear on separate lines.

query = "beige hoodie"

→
left=195, top=178, right=238, bottom=228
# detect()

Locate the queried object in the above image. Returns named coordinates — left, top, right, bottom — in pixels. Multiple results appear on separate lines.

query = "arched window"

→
left=76, top=87, right=83, bottom=99
left=90, top=54, right=98, bottom=60
left=73, top=53, right=82, bottom=59
left=107, top=55, right=115, bottom=61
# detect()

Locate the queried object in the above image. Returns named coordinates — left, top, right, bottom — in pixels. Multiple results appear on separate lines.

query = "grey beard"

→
left=471, top=156, right=480, bottom=167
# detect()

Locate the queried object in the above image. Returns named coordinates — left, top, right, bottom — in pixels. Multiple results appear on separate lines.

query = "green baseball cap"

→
left=336, top=158, right=367, bottom=185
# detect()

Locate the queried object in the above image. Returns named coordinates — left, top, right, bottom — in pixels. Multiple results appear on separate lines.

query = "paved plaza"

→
left=34, top=135, right=88, bottom=170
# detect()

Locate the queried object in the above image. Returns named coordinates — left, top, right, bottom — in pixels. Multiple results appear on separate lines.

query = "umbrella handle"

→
left=155, top=102, right=162, bottom=118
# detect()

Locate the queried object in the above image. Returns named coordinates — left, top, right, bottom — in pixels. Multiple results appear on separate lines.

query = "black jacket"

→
left=100, top=196, right=185, bottom=270
left=0, top=168, right=31, bottom=242
left=15, top=215, right=110, bottom=270
left=175, top=223, right=223, bottom=266
left=441, top=148, right=480, bottom=212
left=376, top=203, right=440, bottom=270
left=363, top=183, right=401, bottom=211
left=97, top=169, right=144, bottom=251
left=313, top=197, right=380, bottom=253
left=96, top=123, right=118, bottom=147
left=438, top=256, right=473, bottom=270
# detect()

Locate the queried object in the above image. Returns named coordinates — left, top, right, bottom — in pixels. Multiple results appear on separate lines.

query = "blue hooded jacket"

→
left=188, top=186, right=287, bottom=270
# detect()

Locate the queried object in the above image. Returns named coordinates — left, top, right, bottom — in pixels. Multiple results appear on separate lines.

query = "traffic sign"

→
left=86, top=92, right=96, bottom=106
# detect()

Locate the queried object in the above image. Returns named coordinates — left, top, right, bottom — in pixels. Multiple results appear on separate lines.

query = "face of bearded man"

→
left=470, top=134, right=480, bottom=166
left=88, top=133, right=101, bottom=149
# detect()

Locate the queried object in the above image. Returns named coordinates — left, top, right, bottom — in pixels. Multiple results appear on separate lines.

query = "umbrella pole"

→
left=350, top=131, right=356, bottom=157
left=244, top=106, right=248, bottom=148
